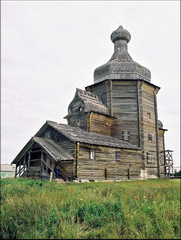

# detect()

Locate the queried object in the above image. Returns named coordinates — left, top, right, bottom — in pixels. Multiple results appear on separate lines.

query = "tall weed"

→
left=1, top=178, right=180, bottom=239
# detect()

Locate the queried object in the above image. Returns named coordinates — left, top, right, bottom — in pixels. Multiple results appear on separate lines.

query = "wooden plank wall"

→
left=57, top=161, right=73, bottom=176
left=86, top=81, right=111, bottom=114
left=141, top=82, right=158, bottom=177
left=111, top=81, right=139, bottom=147
left=69, top=112, right=88, bottom=131
left=89, top=112, right=115, bottom=136
left=77, top=143, right=142, bottom=181
left=42, top=126, right=75, bottom=156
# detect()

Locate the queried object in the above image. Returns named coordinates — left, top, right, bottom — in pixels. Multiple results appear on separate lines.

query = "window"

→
left=77, top=120, right=80, bottom=126
left=45, top=131, right=51, bottom=138
left=146, top=152, right=154, bottom=164
left=79, top=106, right=84, bottom=112
left=122, top=131, right=130, bottom=141
left=148, top=133, right=152, bottom=141
left=148, top=112, right=151, bottom=120
left=90, top=149, right=95, bottom=160
left=115, top=151, right=121, bottom=162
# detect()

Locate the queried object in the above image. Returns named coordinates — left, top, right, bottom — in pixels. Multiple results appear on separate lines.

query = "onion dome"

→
left=94, top=25, right=151, bottom=84
left=111, top=25, right=131, bottom=43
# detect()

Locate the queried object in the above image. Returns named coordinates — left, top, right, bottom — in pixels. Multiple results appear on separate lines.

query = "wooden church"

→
left=11, top=26, right=169, bottom=181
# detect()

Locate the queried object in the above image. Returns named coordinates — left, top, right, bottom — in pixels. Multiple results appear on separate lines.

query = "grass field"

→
left=1, top=178, right=180, bottom=239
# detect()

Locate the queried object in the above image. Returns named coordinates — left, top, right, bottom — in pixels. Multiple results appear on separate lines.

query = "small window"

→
left=148, top=112, right=151, bottom=120
left=146, top=152, right=154, bottom=164
left=115, top=151, right=121, bottom=162
left=90, top=149, right=95, bottom=160
left=45, top=131, right=51, bottom=138
left=79, top=106, right=83, bottom=112
left=122, top=131, right=130, bottom=141
left=148, top=133, right=152, bottom=141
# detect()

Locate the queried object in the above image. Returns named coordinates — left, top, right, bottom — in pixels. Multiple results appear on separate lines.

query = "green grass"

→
left=1, top=178, right=180, bottom=239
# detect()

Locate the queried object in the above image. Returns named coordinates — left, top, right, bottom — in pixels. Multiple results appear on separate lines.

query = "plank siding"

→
left=111, top=81, right=139, bottom=147
left=86, top=81, right=110, bottom=110
left=77, top=143, right=142, bottom=180
left=69, top=112, right=88, bottom=131
left=89, top=112, right=115, bottom=136
left=141, top=82, right=158, bottom=177
left=41, top=126, right=74, bottom=156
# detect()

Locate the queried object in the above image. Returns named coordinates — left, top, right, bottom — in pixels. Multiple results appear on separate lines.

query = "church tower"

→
left=85, top=26, right=167, bottom=178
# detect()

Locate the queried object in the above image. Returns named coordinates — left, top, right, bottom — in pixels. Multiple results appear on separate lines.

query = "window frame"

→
left=122, top=131, right=130, bottom=141
left=79, top=106, right=84, bottom=112
left=115, top=151, right=121, bottom=162
left=147, top=112, right=151, bottom=121
left=90, top=149, right=96, bottom=160
left=148, top=133, right=152, bottom=142
left=146, top=152, right=154, bottom=164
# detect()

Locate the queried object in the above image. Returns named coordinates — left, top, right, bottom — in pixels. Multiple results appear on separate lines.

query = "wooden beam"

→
left=40, top=150, right=43, bottom=180
left=154, top=89, right=160, bottom=178
left=15, top=164, right=17, bottom=178
left=110, top=80, right=113, bottom=116
left=75, top=141, right=79, bottom=178
left=28, top=151, right=30, bottom=168
left=136, top=81, right=140, bottom=147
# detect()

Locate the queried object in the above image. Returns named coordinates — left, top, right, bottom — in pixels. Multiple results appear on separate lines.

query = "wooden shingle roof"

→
left=67, top=88, right=108, bottom=116
left=11, top=136, right=74, bottom=164
left=46, top=121, right=139, bottom=150
left=33, top=137, right=74, bottom=161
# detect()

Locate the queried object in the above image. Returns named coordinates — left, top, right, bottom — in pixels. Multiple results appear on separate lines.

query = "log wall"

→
left=77, top=143, right=142, bottom=181
left=89, top=112, right=115, bottom=136
left=141, top=82, right=158, bottom=177
left=41, top=126, right=74, bottom=156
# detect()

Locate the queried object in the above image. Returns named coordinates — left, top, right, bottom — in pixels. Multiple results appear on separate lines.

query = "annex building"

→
left=11, top=26, right=171, bottom=181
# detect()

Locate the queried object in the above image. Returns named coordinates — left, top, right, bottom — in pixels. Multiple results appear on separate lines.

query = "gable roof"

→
left=67, top=88, right=108, bottom=115
left=11, top=137, right=74, bottom=164
left=12, top=120, right=140, bottom=165
left=43, top=121, right=139, bottom=150
left=33, top=137, right=74, bottom=161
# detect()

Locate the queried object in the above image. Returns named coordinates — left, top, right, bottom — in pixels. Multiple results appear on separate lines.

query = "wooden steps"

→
left=54, top=178, right=67, bottom=184
left=22, top=167, right=50, bottom=180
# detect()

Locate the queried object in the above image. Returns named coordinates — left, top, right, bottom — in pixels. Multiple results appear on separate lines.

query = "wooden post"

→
left=128, top=168, right=130, bottom=180
left=28, top=151, right=30, bottom=168
left=52, top=159, right=55, bottom=180
left=15, top=164, right=17, bottom=178
left=110, top=80, right=113, bottom=116
left=23, top=156, right=25, bottom=174
left=154, top=89, right=160, bottom=178
left=105, top=168, right=107, bottom=180
left=40, top=150, right=43, bottom=180
left=75, top=142, right=79, bottom=178
left=19, top=161, right=21, bottom=177
left=136, top=81, right=140, bottom=148
left=138, top=81, right=145, bottom=169
left=45, top=153, right=48, bottom=173
left=50, top=172, right=53, bottom=181
left=163, top=132, right=167, bottom=178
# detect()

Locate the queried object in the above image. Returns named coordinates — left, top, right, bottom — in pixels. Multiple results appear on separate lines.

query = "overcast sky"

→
left=2, top=1, right=180, bottom=168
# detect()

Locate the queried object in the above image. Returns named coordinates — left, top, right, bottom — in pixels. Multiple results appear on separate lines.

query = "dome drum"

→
left=94, top=62, right=151, bottom=83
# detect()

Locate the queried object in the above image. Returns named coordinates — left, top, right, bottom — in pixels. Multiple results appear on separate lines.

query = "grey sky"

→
left=2, top=1, right=180, bottom=168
